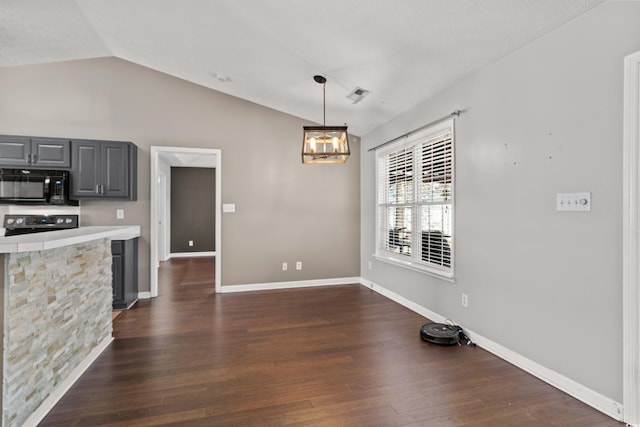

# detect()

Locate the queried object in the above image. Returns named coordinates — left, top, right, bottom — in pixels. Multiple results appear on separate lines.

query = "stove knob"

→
left=56, top=218, right=64, bottom=224
left=6, top=218, right=14, bottom=225
left=65, top=218, right=73, bottom=224
left=15, top=218, right=24, bottom=224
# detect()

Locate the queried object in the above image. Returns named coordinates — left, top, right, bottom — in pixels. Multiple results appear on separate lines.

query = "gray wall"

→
left=361, top=1, right=640, bottom=403
left=170, top=167, right=215, bottom=253
left=0, top=57, right=361, bottom=289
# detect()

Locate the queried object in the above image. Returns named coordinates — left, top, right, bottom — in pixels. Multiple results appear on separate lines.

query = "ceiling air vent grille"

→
left=347, top=87, right=370, bottom=104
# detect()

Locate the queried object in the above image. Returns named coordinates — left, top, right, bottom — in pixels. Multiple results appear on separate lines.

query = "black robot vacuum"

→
left=420, top=322, right=462, bottom=345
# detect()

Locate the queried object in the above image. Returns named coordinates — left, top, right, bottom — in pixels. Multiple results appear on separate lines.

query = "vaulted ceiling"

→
left=0, top=0, right=602, bottom=136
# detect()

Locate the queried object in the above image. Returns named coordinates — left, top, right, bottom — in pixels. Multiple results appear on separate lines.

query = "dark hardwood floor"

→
left=39, top=257, right=621, bottom=426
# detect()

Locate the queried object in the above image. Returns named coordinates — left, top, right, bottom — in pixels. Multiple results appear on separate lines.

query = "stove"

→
left=3, top=214, right=79, bottom=236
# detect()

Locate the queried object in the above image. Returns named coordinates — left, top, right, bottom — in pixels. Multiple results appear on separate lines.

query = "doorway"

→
left=150, top=146, right=222, bottom=297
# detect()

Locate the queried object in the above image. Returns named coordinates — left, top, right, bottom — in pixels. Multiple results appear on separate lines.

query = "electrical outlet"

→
left=296, top=261, right=302, bottom=270
left=461, top=293, right=469, bottom=308
left=188, top=240, right=194, bottom=247
left=368, top=261, right=372, bottom=270
left=116, top=209, right=124, bottom=219
left=282, top=262, right=288, bottom=271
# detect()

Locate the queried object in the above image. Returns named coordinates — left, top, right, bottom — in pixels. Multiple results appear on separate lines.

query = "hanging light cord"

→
left=322, top=81, right=326, bottom=127
left=313, top=74, right=329, bottom=127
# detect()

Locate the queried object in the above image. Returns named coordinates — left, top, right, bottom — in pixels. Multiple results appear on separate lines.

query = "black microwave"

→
left=0, top=169, right=74, bottom=205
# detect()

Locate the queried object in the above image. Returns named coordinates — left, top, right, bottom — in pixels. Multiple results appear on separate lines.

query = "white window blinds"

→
left=376, top=120, right=454, bottom=278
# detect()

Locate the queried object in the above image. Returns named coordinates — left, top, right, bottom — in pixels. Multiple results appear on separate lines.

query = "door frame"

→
left=157, top=171, right=168, bottom=262
left=623, top=50, right=640, bottom=427
left=150, top=146, right=222, bottom=297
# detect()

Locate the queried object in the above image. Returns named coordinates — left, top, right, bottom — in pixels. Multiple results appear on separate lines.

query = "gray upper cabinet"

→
left=0, top=135, right=71, bottom=168
left=70, top=139, right=137, bottom=200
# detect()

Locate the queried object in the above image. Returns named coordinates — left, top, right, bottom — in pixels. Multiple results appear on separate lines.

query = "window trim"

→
left=374, top=119, right=455, bottom=280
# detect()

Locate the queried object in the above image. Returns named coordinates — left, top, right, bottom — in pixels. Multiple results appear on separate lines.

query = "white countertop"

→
left=0, top=226, right=141, bottom=253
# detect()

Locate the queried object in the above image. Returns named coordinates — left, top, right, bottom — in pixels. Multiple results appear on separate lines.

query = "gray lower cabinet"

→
left=0, top=135, right=71, bottom=168
left=112, top=238, right=139, bottom=309
left=71, top=139, right=137, bottom=200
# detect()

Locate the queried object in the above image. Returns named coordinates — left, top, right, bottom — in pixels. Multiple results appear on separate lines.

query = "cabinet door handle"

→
left=95, top=184, right=100, bottom=194
left=101, top=185, right=105, bottom=194
left=31, top=153, right=37, bottom=163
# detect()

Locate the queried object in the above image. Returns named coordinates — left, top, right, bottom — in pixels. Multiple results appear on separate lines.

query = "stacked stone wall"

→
left=2, top=239, right=112, bottom=427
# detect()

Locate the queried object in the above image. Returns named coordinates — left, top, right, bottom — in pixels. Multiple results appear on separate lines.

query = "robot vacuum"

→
left=420, top=322, right=462, bottom=345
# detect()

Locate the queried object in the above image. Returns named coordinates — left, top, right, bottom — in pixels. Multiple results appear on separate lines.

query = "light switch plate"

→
left=557, top=192, right=591, bottom=211
left=223, top=203, right=236, bottom=213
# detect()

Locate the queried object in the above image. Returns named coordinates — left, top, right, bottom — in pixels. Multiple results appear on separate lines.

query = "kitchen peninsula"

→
left=0, top=225, right=140, bottom=427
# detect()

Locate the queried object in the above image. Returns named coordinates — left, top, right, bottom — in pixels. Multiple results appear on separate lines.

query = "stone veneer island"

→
left=0, top=226, right=140, bottom=427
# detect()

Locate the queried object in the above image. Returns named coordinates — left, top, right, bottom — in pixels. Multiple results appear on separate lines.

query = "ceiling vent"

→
left=347, top=87, right=370, bottom=104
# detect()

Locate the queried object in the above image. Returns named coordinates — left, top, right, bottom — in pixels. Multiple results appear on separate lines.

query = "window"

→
left=375, top=120, right=454, bottom=279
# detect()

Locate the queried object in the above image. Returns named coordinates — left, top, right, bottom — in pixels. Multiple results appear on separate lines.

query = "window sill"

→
left=373, top=254, right=456, bottom=283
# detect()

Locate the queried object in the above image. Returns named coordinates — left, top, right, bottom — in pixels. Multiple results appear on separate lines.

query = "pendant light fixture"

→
left=302, top=75, right=350, bottom=164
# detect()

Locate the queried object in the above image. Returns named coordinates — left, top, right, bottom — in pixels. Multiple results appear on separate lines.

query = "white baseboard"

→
left=138, top=291, right=151, bottom=299
left=473, top=331, right=623, bottom=421
left=23, top=336, right=113, bottom=427
left=169, top=251, right=216, bottom=258
left=219, top=277, right=360, bottom=293
left=360, top=278, right=624, bottom=422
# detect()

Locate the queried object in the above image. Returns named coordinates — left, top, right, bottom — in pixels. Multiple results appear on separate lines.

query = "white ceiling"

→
left=0, top=0, right=603, bottom=136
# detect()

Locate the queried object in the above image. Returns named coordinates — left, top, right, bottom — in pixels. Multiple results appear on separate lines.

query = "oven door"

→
left=0, top=169, right=49, bottom=203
